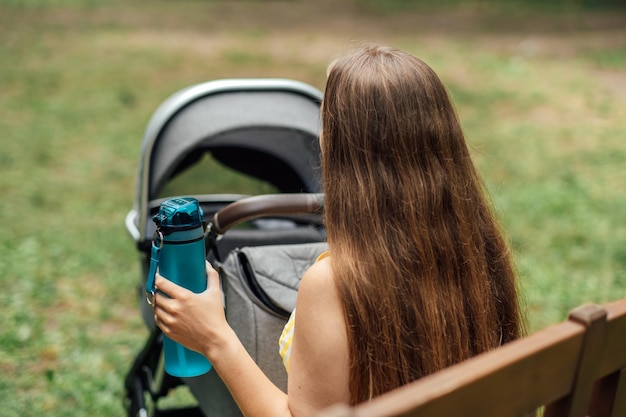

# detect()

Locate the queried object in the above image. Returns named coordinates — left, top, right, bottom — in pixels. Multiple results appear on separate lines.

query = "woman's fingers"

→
left=153, top=297, right=177, bottom=338
left=153, top=268, right=211, bottom=321
left=157, top=265, right=215, bottom=299
left=154, top=274, right=186, bottom=320
left=155, top=273, right=185, bottom=298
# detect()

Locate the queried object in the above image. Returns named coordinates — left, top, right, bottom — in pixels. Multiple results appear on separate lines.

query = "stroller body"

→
left=124, top=79, right=327, bottom=416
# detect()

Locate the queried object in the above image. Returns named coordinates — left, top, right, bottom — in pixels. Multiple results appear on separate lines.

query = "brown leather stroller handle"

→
left=211, top=193, right=324, bottom=235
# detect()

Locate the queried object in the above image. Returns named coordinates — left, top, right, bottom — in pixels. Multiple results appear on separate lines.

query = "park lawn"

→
left=0, top=0, right=624, bottom=415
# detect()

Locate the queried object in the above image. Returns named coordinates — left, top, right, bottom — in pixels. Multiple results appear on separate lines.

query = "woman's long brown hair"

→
left=321, top=45, right=523, bottom=405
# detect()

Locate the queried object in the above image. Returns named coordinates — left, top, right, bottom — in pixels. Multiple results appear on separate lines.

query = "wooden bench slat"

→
left=545, top=304, right=608, bottom=417
left=588, top=298, right=626, bottom=417
left=597, top=299, right=626, bottom=378
left=610, top=368, right=626, bottom=417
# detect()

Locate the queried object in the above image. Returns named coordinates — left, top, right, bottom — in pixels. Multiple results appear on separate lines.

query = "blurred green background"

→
left=1, top=0, right=625, bottom=415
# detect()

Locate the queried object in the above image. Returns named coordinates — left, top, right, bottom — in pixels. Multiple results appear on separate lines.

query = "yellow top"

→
left=278, top=250, right=330, bottom=372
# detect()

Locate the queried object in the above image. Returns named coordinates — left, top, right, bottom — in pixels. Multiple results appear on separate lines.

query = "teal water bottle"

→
left=148, top=197, right=213, bottom=377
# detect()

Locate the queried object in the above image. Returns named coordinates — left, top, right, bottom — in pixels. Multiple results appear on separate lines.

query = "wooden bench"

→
left=317, top=298, right=626, bottom=417
left=588, top=298, right=626, bottom=417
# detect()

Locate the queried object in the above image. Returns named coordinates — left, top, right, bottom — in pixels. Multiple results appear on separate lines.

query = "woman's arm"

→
left=153, top=260, right=349, bottom=417
left=154, top=265, right=289, bottom=417
left=287, top=257, right=350, bottom=416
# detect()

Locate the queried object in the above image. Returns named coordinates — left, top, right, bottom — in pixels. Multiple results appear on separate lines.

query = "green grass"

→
left=0, top=1, right=625, bottom=416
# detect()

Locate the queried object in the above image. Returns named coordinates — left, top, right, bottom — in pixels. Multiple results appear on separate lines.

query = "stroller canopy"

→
left=128, top=78, right=323, bottom=245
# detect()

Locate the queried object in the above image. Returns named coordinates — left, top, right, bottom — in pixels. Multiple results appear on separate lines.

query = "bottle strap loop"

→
left=145, top=230, right=163, bottom=305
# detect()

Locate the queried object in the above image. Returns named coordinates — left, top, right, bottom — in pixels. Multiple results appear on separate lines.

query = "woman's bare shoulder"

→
left=299, top=255, right=334, bottom=292
left=294, top=256, right=343, bottom=347
left=287, top=255, right=350, bottom=415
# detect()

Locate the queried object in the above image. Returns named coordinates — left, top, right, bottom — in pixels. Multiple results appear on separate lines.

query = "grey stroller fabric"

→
left=183, top=241, right=328, bottom=416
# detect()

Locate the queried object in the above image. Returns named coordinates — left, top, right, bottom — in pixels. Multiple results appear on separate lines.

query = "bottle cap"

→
left=153, top=197, right=206, bottom=230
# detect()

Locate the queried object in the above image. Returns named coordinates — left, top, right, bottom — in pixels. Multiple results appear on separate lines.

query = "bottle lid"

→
left=153, top=197, right=206, bottom=229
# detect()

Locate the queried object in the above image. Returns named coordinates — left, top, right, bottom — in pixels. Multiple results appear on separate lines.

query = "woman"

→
left=153, top=44, right=523, bottom=417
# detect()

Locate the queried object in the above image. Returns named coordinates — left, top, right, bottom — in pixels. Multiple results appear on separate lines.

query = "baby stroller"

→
left=123, top=78, right=328, bottom=417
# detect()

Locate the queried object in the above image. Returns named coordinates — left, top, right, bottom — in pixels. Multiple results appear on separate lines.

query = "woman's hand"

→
left=153, top=261, right=230, bottom=359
